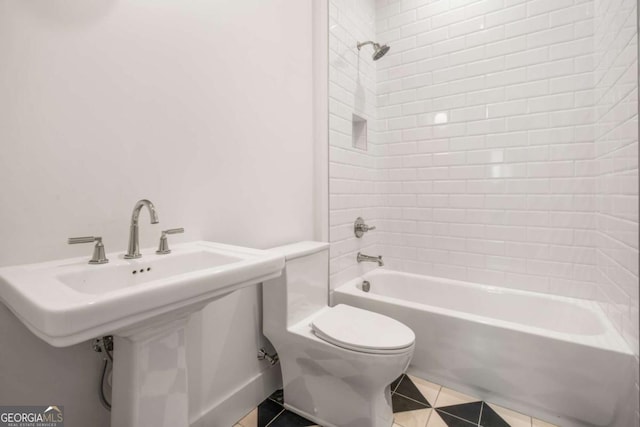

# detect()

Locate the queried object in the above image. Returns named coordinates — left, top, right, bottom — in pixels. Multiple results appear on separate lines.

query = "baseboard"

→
left=190, top=366, right=282, bottom=427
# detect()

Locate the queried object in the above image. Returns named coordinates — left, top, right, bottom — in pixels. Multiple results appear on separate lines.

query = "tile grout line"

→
left=429, top=384, right=442, bottom=408
left=264, top=408, right=286, bottom=427
left=268, top=397, right=282, bottom=405
left=393, top=374, right=444, bottom=409
left=391, top=374, right=406, bottom=393
left=393, top=390, right=432, bottom=408
left=423, top=404, right=434, bottom=427
left=434, top=407, right=479, bottom=426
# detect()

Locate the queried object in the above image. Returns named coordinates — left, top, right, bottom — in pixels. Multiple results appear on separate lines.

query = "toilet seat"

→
left=311, top=304, right=415, bottom=354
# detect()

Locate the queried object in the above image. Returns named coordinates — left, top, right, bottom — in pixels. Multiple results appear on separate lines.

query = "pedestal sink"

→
left=0, top=241, right=285, bottom=427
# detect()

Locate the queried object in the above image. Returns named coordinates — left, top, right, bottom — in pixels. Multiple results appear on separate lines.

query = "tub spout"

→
left=357, top=252, right=384, bottom=267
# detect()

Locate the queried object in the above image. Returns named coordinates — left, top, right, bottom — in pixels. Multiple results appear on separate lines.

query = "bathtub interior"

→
left=338, top=270, right=630, bottom=351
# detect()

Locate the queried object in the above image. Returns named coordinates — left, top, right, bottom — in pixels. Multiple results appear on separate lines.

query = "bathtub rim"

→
left=333, top=269, right=633, bottom=356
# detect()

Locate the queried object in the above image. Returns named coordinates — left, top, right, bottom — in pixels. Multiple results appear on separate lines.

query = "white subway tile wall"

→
left=329, top=0, right=380, bottom=288
left=373, top=0, right=599, bottom=293
left=330, top=0, right=602, bottom=292
left=594, top=0, right=639, bottom=420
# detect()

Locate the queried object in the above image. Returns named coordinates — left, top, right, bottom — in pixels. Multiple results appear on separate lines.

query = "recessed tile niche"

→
left=352, top=113, right=367, bottom=151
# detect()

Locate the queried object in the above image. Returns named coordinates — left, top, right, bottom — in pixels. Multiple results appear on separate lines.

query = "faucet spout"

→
left=357, top=252, right=384, bottom=267
left=125, top=199, right=159, bottom=259
left=131, top=199, right=159, bottom=225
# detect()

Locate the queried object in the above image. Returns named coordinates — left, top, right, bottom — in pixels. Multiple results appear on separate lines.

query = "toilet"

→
left=262, top=241, right=415, bottom=427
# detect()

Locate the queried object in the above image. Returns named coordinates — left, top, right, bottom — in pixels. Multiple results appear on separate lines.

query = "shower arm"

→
left=357, top=41, right=377, bottom=50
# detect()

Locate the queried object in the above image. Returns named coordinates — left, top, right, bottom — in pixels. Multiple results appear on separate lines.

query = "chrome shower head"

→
left=357, top=41, right=391, bottom=61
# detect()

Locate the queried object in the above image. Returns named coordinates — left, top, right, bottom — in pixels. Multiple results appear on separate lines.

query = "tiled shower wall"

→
left=329, top=0, right=380, bottom=287
left=593, top=0, right=639, bottom=417
left=373, top=0, right=598, bottom=296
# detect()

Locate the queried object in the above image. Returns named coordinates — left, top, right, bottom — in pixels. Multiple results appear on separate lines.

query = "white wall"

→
left=593, top=0, right=639, bottom=421
left=0, top=1, right=315, bottom=425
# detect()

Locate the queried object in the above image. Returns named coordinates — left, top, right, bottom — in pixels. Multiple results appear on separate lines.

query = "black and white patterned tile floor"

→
left=234, top=373, right=560, bottom=427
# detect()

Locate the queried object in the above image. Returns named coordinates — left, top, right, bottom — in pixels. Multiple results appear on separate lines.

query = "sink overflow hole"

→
left=132, top=267, right=152, bottom=275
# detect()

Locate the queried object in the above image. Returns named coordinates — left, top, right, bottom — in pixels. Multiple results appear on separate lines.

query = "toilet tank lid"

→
left=268, top=241, right=329, bottom=261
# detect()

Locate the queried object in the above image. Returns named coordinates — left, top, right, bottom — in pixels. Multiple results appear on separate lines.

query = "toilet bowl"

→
left=263, top=242, right=415, bottom=427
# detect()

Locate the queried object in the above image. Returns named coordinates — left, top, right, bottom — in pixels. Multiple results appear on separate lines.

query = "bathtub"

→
left=333, top=270, right=635, bottom=427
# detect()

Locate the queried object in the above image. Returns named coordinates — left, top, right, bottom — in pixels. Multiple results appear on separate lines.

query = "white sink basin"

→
left=0, top=241, right=284, bottom=347
left=59, top=250, right=243, bottom=294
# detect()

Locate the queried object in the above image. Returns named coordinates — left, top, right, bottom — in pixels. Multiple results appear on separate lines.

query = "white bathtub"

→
left=333, top=270, right=635, bottom=427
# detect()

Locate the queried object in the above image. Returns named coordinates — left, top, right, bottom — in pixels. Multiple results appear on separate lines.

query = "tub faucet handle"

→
left=354, top=217, right=376, bottom=238
left=68, top=236, right=109, bottom=264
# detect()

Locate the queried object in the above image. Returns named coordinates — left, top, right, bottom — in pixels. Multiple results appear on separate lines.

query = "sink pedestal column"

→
left=111, top=316, right=190, bottom=427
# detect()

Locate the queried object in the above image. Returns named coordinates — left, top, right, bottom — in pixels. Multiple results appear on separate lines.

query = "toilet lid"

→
left=311, top=304, right=415, bottom=354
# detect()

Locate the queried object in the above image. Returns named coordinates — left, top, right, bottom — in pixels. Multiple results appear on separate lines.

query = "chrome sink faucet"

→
left=357, top=252, right=384, bottom=267
left=125, top=199, right=159, bottom=259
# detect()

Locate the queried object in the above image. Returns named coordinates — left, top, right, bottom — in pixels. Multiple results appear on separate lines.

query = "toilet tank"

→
left=263, top=242, right=329, bottom=333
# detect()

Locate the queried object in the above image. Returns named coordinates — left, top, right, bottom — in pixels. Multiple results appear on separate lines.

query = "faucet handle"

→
left=163, top=228, right=184, bottom=235
left=156, top=228, right=184, bottom=255
left=354, top=217, right=376, bottom=238
left=69, top=236, right=99, bottom=244
left=68, top=236, right=109, bottom=264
